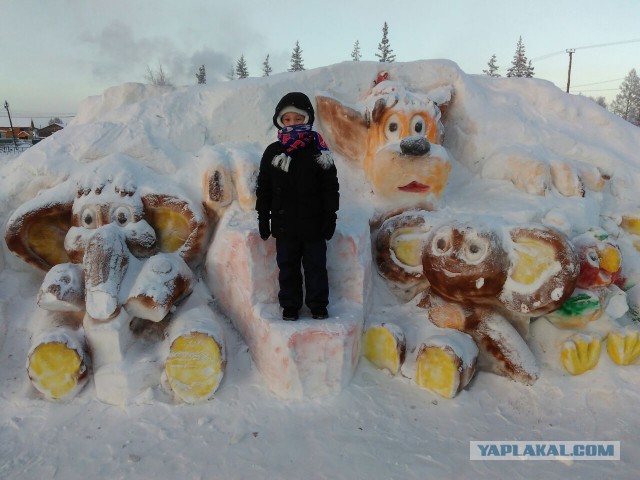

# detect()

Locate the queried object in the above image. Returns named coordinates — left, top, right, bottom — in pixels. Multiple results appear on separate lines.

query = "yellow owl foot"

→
left=165, top=332, right=225, bottom=403
left=363, top=323, right=406, bottom=375
left=606, top=327, right=640, bottom=366
left=27, top=341, right=88, bottom=400
left=561, top=333, right=601, bottom=375
left=414, top=332, right=478, bottom=399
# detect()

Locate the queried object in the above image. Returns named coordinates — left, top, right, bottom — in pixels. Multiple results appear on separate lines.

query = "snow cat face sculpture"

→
left=316, top=73, right=452, bottom=209
left=4, top=156, right=225, bottom=405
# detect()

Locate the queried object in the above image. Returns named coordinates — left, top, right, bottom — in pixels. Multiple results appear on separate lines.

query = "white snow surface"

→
left=1, top=60, right=640, bottom=478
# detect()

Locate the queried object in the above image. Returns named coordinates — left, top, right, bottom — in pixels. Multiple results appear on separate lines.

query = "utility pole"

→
left=3, top=100, right=18, bottom=148
left=565, top=49, right=576, bottom=93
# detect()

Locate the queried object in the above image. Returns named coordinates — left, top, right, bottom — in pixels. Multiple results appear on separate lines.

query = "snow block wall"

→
left=205, top=206, right=370, bottom=399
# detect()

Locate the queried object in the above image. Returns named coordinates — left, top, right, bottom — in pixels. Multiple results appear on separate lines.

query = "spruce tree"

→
left=195, top=64, right=206, bottom=84
left=262, top=54, right=273, bottom=77
left=236, top=54, right=249, bottom=79
left=226, top=65, right=237, bottom=81
left=610, top=69, right=640, bottom=126
left=482, top=54, right=500, bottom=77
left=351, top=40, right=361, bottom=61
left=525, top=59, right=535, bottom=78
left=289, top=41, right=305, bottom=72
left=507, top=36, right=534, bottom=78
left=375, top=22, right=395, bottom=63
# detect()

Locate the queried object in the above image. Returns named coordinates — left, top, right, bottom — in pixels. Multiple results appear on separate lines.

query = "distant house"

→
left=36, top=123, right=64, bottom=138
left=0, top=124, right=34, bottom=140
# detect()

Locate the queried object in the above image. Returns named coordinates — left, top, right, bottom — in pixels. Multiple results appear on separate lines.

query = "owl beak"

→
left=599, top=245, right=621, bottom=274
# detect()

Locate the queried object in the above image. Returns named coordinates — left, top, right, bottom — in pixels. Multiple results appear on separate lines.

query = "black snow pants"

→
left=275, top=237, right=329, bottom=311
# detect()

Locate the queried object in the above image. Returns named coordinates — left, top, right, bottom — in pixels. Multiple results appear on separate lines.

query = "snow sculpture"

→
left=414, top=330, right=478, bottom=399
left=373, top=210, right=580, bottom=386
left=205, top=206, right=370, bottom=400
left=363, top=322, right=406, bottom=375
left=316, top=72, right=453, bottom=216
left=481, top=151, right=608, bottom=198
left=4, top=155, right=225, bottom=404
left=547, top=230, right=623, bottom=330
left=542, top=228, right=640, bottom=374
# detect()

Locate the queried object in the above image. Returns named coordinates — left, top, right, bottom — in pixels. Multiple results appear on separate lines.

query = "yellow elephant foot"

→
left=27, top=341, right=88, bottom=400
left=362, top=323, right=406, bottom=375
left=165, top=332, right=225, bottom=403
left=561, top=334, right=601, bottom=375
left=606, top=328, right=640, bottom=366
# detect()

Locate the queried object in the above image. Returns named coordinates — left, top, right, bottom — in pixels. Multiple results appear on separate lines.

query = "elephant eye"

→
left=431, top=229, right=452, bottom=255
left=80, top=206, right=98, bottom=229
left=112, top=206, right=132, bottom=226
left=462, top=237, right=490, bottom=264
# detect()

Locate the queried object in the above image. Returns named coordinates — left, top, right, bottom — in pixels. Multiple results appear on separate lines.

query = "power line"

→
left=532, top=37, right=640, bottom=61
left=571, top=78, right=625, bottom=88
left=572, top=87, right=620, bottom=93
left=1, top=112, right=76, bottom=116
left=573, top=37, right=640, bottom=51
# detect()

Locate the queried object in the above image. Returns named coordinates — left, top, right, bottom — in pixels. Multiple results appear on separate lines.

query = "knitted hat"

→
left=273, top=92, right=315, bottom=128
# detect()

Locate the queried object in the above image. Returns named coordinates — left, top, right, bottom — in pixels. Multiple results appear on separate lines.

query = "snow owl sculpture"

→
left=370, top=210, right=579, bottom=388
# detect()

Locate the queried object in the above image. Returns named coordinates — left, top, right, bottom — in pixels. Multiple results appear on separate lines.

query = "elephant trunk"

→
left=84, top=226, right=129, bottom=321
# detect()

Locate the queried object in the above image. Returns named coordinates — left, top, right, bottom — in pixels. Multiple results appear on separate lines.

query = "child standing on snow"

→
left=255, top=92, right=339, bottom=321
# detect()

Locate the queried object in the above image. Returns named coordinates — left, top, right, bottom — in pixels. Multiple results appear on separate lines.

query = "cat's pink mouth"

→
left=398, top=181, right=430, bottom=193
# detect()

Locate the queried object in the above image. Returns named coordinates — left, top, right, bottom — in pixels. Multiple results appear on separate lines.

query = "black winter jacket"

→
left=256, top=140, right=339, bottom=240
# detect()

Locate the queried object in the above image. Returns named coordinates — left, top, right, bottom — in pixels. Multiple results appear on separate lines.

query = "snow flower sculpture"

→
left=370, top=210, right=579, bottom=392
left=316, top=72, right=452, bottom=214
left=4, top=155, right=225, bottom=404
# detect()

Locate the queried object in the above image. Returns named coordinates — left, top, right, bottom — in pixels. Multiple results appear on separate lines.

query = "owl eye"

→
left=384, top=114, right=401, bottom=142
left=112, top=206, right=133, bottom=226
left=431, top=230, right=453, bottom=255
left=586, top=248, right=599, bottom=266
left=462, top=237, right=490, bottom=264
left=80, top=206, right=99, bottom=229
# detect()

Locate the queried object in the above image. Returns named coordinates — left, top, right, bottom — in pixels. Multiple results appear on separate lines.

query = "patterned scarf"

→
left=277, top=124, right=329, bottom=154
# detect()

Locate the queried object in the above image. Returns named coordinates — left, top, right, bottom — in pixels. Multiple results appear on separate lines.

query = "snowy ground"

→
left=1, top=60, right=640, bottom=479
left=1, top=272, right=638, bottom=480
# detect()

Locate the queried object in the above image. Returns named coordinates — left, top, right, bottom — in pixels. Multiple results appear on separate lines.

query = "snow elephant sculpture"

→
left=369, top=210, right=580, bottom=393
left=4, top=156, right=225, bottom=404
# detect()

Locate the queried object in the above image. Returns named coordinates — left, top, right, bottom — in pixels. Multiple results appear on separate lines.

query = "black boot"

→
left=311, top=307, right=329, bottom=320
left=282, top=308, right=299, bottom=321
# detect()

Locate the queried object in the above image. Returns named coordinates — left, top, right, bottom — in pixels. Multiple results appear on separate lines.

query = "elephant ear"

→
left=500, top=226, right=579, bottom=315
left=142, top=193, right=208, bottom=266
left=375, top=211, right=436, bottom=300
left=5, top=186, right=74, bottom=271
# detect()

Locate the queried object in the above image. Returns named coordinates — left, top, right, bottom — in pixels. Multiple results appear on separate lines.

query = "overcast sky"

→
left=2, top=0, right=639, bottom=126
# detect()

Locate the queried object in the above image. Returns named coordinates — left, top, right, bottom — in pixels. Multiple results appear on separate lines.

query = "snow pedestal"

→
left=205, top=206, right=371, bottom=399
